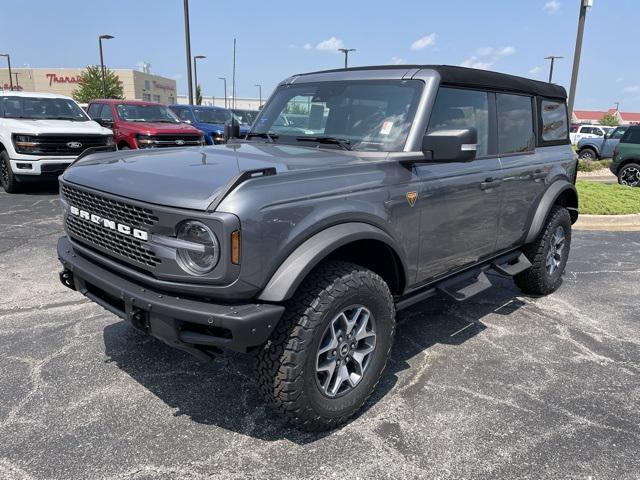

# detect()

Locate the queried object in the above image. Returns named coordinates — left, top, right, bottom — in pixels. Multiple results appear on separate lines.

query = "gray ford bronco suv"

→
left=57, top=65, right=578, bottom=430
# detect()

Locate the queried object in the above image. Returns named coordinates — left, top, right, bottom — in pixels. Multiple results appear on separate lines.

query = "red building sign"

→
left=46, top=73, right=82, bottom=86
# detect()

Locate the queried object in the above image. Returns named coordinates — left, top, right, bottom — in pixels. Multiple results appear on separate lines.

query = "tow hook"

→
left=59, top=269, right=76, bottom=291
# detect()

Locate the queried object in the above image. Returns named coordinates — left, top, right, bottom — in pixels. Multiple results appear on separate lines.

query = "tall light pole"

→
left=338, top=48, right=356, bottom=68
left=614, top=101, right=620, bottom=111
left=218, top=77, right=227, bottom=108
left=0, top=53, right=13, bottom=90
left=568, top=0, right=593, bottom=119
left=254, top=83, right=262, bottom=107
left=193, top=55, right=206, bottom=105
left=183, top=0, right=194, bottom=105
left=232, top=38, right=236, bottom=110
left=98, top=34, right=114, bottom=98
left=544, top=55, right=563, bottom=83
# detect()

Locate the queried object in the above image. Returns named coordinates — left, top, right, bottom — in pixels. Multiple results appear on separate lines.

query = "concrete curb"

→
left=574, top=213, right=640, bottom=231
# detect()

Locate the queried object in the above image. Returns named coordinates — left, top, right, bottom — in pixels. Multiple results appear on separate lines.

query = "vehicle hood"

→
left=195, top=122, right=251, bottom=135
left=1, top=118, right=111, bottom=136
left=63, top=142, right=375, bottom=211
left=122, top=122, right=203, bottom=135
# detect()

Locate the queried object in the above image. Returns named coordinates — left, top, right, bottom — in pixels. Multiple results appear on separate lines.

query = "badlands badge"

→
left=406, top=191, right=418, bottom=207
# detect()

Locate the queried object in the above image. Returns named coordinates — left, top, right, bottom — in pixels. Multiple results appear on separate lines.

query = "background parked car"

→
left=231, top=109, right=259, bottom=126
left=570, top=124, right=614, bottom=145
left=577, top=126, right=628, bottom=160
left=611, top=125, right=640, bottom=186
left=87, top=100, right=204, bottom=150
left=169, top=104, right=249, bottom=144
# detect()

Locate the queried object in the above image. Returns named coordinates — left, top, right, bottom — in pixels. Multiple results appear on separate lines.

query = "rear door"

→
left=415, top=87, right=502, bottom=283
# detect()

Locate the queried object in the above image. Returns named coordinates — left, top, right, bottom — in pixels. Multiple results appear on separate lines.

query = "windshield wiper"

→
left=295, top=136, right=352, bottom=151
left=246, top=132, right=279, bottom=143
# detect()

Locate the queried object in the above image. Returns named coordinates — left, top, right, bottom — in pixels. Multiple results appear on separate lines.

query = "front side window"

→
left=497, top=93, right=534, bottom=154
left=194, top=108, right=231, bottom=124
left=174, top=108, right=194, bottom=123
left=622, top=128, right=640, bottom=144
left=87, top=103, right=101, bottom=118
left=611, top=127, right=627, bottom=139
left=100, top=104, right=114, bottom=121
left=427, top=87, right=489, bottom=157
left=0, top=96, right=89, bottom=121
left=116, top=104, right=180, bottom=123
left=541, top=99, right=568, bottom=142
left=251, top=80, right=423, bottom=152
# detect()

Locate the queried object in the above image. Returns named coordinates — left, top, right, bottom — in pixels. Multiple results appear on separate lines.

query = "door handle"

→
left=480, top=178, right=502, bottom=190
left=531, top=170, right=547, bottom=180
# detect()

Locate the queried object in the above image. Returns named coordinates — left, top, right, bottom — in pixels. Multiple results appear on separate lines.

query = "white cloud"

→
left=460, top=57, right=493, bottom=70
left=390, top=56, right=405, bottom=65
left=543, top=1, right=561, bottom=14
left=623, top=85, right=640, bottom=93
left=497, top=46, right=516, bottom=56
left=410, top=33, right=436, bottom=51
left=529, top=66, right=542, bottom=75
left=303, top=43, right=313, bottom=50
left=475, top=46, right=515, bottom=57
left=316, top=37, right=344, bottom=51
left=616, top=77, right=624, bottom=83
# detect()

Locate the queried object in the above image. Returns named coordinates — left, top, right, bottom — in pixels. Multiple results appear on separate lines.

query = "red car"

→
left=86, top=99, right=204, bottom=150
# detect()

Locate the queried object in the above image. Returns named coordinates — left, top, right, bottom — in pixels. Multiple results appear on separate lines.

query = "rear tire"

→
left=256, top=261, right=395, bottom=431
left=618, top=162, right=640, bottom=187
left=578, top=148, right=597, bottom=160
left=0, top=151, right=20, bottom=193
left=514, top=206, right=572, bottom=295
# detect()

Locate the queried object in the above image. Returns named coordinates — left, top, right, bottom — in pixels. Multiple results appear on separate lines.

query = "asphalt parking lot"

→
left=1, top=186, right=639, bottom=480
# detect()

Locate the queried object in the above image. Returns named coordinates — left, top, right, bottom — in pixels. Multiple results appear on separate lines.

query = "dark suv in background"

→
left=611, top=125, right=640, bottom=186
left=58, top=65, right=577, bottom=430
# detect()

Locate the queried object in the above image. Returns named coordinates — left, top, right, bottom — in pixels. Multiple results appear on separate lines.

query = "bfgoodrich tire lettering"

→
left=256, top=261, right=395, bottom=431
left=515, top=205, right=572, bottom=295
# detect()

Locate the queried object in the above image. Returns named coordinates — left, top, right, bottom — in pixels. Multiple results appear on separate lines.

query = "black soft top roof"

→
left=298, top=65, right=567, bottom=99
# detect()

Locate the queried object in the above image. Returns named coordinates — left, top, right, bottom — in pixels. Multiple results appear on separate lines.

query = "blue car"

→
left=169, top=105, right=250, bottom=145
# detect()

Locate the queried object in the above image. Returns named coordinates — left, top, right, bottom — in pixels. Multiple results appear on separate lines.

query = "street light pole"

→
left=254, top=84, right=262, bottom=107
left=98, top=34, right=114, bottom=98
left=218, top=77, right=227, bottom=108
left=0, top=54, right=13, bottom=90
left=338, top=48, right=356, bottom=68
left=544, top=55, right=563, bottom=83
left=568, top=0, right=593, bottom=118
left=193, top=55, right=206, bottom=105
left=183, top=0, right=194, bottom=105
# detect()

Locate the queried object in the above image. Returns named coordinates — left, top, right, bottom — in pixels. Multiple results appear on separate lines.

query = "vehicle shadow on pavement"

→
left=102, top=274, right=527, bottom=444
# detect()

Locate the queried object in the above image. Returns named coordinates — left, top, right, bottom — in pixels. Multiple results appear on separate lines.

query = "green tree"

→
left=72, top=65, right=124, bottom=103
left=599, top=113, right=619, bottom=126
left=196, top=84, right=202, bottom=105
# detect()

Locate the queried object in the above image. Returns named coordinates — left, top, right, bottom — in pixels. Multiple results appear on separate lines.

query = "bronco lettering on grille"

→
left=69, top=205, right=149, bottom=241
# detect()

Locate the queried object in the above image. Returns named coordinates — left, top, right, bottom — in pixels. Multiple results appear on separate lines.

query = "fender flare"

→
left=257, top=222, right=405, bottom=302
left=525, top=180, right=578, bottom=243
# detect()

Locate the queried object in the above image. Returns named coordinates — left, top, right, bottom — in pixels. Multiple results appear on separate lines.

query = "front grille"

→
left=40, top=163, right=69, bottom=175
left=61, top=184, right=161, bottom=268
left=138, top=134, right=202, bottom=148
left=17, top=135, right=111, bottom=156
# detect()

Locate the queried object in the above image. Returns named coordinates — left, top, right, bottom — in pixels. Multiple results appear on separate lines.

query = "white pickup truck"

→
left=569, top=124, right=614, bottom=146
left=0, top=91, right=114, bottom=193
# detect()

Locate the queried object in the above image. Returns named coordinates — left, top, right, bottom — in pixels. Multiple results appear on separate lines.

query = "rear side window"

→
left=540, top=100, right=568, bottom=141
left=497, top=93, right=534, bottom=154
left=622, top=128, right=640, bottom=144
left=427, top=87, right=489, bottom=157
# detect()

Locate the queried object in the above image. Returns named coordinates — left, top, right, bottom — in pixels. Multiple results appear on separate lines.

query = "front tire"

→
left=0, top=151, right=20, bottom=193
left=618, top=162, right=640, bottom=187
left=514, top=206, right=572, bottom=295
left=578, top=148, right=597, bottom=160
left=256, top=261, right=395, bottom=431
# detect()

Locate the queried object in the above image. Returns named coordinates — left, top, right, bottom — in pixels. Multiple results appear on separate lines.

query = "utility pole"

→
left=193, top=55, right=206, bottom=105
left=568, top=0, right=593, bottom=119
left=0, top=54, right=13, bottom=90
left=232, top=38, right=236, bottom=110
left=544, top=55, right=563, bottom=83
left=218, top=77, right=227, bottom=108
left=98, top=34, right=114, bottom=98
left=13, top=72, right=21, bottom=89
left=254, top=84, right=262, bottom=107
left=614, top=102, right=620, bottom=111
left=183, top=0, right=194, bottom=105
left=338, top=48, right=356, bottom=68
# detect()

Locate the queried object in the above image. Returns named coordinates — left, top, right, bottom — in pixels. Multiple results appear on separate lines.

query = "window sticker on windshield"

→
left=380, top=121, right=393, bottom=135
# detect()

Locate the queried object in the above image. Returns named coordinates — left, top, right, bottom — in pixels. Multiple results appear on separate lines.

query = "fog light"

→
left=16, top=163, right=33, bottom=170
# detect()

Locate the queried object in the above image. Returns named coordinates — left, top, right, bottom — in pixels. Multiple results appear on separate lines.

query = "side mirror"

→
left=97, top=118, right=114, bottom=128
left=224, top=120, right=241, bottom=141
left=182, top=119, right=192, bottom=124
left=421, top=128, right=478, bottom=162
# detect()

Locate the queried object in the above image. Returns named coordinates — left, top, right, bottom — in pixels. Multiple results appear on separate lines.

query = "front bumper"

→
left=57, top=236, right=284, bottom=359
left=10, top=157, right=75, bottom=176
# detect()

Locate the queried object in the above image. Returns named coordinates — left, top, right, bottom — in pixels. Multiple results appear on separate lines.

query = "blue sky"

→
left=1, top=0, right=638, bottom=111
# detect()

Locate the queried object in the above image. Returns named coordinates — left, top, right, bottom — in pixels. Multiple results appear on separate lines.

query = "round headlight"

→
left=176, top=221, right=219, bottom=275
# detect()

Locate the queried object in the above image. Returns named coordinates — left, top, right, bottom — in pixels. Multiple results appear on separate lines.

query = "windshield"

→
left=0, top=96, right=89, bottom=121
left=116, top=104, right=180, bottom=123
left=193, top=107, right=231, bottom=124
left=249, top=80, right=423, bottom=151
left=232, top=109, right=257, bottom=125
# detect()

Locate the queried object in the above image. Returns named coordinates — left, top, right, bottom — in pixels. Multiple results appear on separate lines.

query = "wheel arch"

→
left=257, top=223, right=408, bottom=302
left=578, top=145, right=599, bottom=158
left=525, top=180, right=578, bottom=244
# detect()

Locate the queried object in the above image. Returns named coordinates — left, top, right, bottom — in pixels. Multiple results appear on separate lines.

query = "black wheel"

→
left=514, top=206, right=572, bottom=295
left=256, top=261, right=395, bottom=431
left=0, top=150, right=20, bottom=193
left=618, top=163, right=640, bottom=187
left=578, top=148, right=597, bottom=160
left=119, top=144, right=130, bottom=150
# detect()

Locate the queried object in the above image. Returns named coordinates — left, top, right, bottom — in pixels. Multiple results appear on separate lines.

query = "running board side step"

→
left=491, top=252, right=531, bottom=277
left=436, top=270, right=492, bottom=302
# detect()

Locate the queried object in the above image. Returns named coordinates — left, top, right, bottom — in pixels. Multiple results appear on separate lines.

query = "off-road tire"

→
left=514, top=205, right=572, bottom=295
left=578, top=148, right=597, bottom=160
left=256, top=261, right=395, bottom=431
left=617, top=162, right=640, bottom=187
left=0, top=151, right=20, bottom=193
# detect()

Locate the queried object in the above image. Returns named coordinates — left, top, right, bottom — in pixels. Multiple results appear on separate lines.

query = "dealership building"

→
left=0, top=68, right=177, bottom=104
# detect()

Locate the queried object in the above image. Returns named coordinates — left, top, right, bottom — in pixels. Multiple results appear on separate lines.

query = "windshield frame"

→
left=0, top=95, right=91, bottom=121
left=116, top=103, right=181, bottom=123
left=248, top=79, right=424, bottom=152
